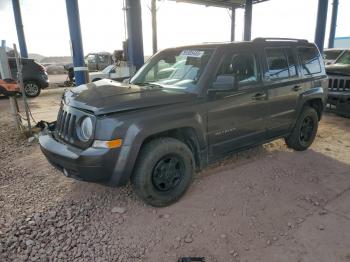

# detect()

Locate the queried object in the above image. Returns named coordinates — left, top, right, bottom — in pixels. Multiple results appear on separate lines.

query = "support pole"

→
left=328, top=0, right=339, bottom=48
left=65, top=0, right=88, bottom=86
left=231, top=7, right=236, bottom=42
left=314, top=0, right=329, bottom=53
left=125, top=0, right=145, bottom=72
left=151, top=0, right=158, bottom=54
left=12, top=0, right=28, bottom=58
left=244, top=0, right=253, bottom=41
left=0, top=41, right=21, bottom=131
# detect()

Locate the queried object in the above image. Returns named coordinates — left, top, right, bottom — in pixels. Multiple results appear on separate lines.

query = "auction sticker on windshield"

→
left=180, top=50, right=205, bottom=58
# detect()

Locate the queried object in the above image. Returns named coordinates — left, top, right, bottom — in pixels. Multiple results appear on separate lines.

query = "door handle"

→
left=293, top=85, right=302, bottom=91
left=252, top=93, right=266, bottom=100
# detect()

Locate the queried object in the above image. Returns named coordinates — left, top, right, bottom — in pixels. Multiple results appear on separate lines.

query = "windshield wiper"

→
left=133, top=82, right=164, bottom=88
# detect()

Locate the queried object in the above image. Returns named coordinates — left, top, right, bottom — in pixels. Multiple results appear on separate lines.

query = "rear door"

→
left=263, top=46, right=301, bottom=138
left=207, top=48, right=268, bottom=159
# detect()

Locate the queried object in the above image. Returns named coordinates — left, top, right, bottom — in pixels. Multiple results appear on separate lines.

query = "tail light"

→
left=35, top=61, right=46, bottom=72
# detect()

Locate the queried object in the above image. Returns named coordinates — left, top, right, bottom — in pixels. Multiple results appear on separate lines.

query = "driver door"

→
left=207, top=50, right=268, bottom=160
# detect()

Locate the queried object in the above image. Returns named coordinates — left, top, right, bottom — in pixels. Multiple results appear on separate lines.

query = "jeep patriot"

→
left=39, top=38, right=328, bottom=206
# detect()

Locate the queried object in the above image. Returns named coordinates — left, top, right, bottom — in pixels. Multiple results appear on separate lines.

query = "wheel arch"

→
left=141, top=126, right=205, bottom=170
left=303, top=98, right=324, bottom=121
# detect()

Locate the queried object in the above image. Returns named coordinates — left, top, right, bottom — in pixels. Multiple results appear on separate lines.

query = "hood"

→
left=326, top=64, right=350, bottom=76
left=63, top=79, right=197, bottom=115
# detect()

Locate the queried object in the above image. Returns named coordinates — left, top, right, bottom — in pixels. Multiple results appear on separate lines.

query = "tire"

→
left=131, top=137, right=195, bottom=207
left=24, top=81, right=41, bottom=98
left=285, top=106, right=319, bottom=151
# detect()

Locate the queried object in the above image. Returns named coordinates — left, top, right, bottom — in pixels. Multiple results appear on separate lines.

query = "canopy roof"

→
left=169, top=0, right=270, bottom=8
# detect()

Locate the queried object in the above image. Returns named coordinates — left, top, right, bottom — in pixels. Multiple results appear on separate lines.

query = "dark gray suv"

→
left=8, top=58, right=49, bottom=97
left=39, top=38, right=328, bottom=206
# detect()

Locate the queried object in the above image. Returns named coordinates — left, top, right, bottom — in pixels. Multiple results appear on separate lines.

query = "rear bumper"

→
left=39, top=77, right=50, bottom=89
left=39, top=130, right=127, bottom=185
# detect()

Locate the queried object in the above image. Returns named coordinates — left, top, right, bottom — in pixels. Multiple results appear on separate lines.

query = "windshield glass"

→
left=323, top=50, right=342, bottom=60
left=336, top=51, right=350, bottom=65
left=130, top=48, right=214, bottom=91
left=102, top=65, right=115, bottom=74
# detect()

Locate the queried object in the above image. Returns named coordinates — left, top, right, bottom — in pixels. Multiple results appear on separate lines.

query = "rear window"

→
left=298, top=47, right=322, bottom=75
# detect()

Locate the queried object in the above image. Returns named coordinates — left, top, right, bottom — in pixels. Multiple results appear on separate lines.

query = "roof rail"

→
left=253, top=37, right=309, bottom=43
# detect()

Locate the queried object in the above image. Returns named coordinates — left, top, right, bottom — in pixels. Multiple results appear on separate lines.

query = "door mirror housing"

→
left=209, top=75, right=237, bottom=93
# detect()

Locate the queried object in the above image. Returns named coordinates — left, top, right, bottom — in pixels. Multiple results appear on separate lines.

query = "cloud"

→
left=0, top=0, right=10, bottom=11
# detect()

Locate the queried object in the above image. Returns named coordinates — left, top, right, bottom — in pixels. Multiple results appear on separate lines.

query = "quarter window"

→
left=298, top=47, right=322, bottom=75
left=265, top=48, right=289, bottom=79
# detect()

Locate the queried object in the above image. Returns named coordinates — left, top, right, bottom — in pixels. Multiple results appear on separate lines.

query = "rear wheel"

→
left=131, top=138, right=194, bottom=207
left=285, top=106, right=318, bottom=151
left=24, top=81, right=41, bottom=98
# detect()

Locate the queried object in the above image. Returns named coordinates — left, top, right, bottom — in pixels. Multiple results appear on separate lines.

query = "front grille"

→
left=56, top=108, right=77, bottom=143
left=54, top=105, right=95, bottom=148
left=328, top=75, right=350, bottom=92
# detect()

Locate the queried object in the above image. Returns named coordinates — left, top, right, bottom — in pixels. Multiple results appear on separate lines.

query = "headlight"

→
left=79, top=117, right=93, bottom=141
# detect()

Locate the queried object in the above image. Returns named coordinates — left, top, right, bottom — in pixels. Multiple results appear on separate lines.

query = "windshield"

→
left=336, top=51, right=350, bottom=65
left=130, top=48, right=214, bottom=91
left=102, top=65, right=115, bottom=74
left=323, top=50, right=343, bottom=60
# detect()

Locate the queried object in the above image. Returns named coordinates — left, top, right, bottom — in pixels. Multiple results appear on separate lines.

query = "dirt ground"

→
left=1, top=88, right=350, bottom=262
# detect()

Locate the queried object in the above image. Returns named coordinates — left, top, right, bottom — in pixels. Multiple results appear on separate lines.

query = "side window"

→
left=286, top=48, right=297, bottom=77
left=87, top=54, right=96, bottom=63
left=215, top=53, right=258, bottom=89
left=298, top=47, right=322, bottom=75
left=265, top=48, right=289, bottom=79
left=98, top=55, right=106, bottom=63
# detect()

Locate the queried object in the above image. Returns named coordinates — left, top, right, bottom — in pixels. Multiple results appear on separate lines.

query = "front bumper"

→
left=327, top=91, right=350, bottom=117
left=39, top=130, right=121, bottom=184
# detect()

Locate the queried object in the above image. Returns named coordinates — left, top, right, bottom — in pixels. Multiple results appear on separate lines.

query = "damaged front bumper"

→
left=38, top=123, right=120, bottom=183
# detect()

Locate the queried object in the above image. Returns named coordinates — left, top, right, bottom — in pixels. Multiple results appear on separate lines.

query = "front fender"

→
left=108, top=110, right=207, bottom=186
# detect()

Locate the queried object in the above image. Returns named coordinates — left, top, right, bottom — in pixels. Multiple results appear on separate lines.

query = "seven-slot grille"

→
left=328, top=75, right=350, bottom=92
left=56, top=106, right=77, bottom=143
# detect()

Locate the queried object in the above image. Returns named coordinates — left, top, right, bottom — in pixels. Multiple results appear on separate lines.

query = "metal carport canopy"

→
left=169, top=0, right=269, bottom=8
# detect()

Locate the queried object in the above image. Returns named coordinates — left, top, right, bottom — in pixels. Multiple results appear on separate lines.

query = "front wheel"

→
left=24, top=81, right=41, bottom=98
left=285, top=106, right=319, bottom=151
left=131, top=138, right=194, bottom=207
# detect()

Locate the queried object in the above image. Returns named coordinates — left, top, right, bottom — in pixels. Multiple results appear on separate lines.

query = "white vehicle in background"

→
left=89, top=63, right=130, bottom=82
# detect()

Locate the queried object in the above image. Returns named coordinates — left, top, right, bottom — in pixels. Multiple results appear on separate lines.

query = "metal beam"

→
left=126, top=0, right=145, bottom=72
left=314, top=0, right=329, bottom=52
left=65, top=0, right=88, bottom=86
left=151, top=0, right=158, bottom=54
left=12, top=0, right=28, bottom=58
left=328, top=0, right=339, bottom=48
left=231, top=7, right=236, bottom=41
left=244, top=0, right=253, bottom=41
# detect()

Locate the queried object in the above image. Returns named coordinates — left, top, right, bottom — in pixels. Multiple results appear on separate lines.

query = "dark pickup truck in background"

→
left=39, top=38, right=328, bottom=207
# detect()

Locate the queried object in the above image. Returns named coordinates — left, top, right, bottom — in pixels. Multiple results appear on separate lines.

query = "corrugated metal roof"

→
left=170, top=0, right=270, bottom=8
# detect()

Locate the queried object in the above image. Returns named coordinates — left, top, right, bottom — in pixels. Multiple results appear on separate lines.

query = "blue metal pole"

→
left=65, top=0, right=88, bottom=85
left=12, top=0, right=28, bottom=58
left=328, top=0, right=339, bottom=48
left=125, top=0, right=145, bottom=72
left=244, top=0, right=252, bottom=41
left=231, top=7, right=236, bottom=42
left=314, top=0, right=329, bottom=53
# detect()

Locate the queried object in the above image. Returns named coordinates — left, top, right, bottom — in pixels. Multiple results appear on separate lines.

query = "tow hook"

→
left=63, top=169, right=70, bottom=177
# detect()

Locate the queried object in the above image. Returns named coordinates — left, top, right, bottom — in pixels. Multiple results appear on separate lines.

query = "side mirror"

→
left=209, top=75, right=237, bottom=93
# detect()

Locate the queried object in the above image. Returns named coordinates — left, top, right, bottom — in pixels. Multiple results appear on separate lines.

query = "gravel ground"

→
left=1, top=90, right=350, bottom=262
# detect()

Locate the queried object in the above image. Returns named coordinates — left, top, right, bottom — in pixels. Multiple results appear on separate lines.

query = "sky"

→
left=0, top=0, right=349, bottom=57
